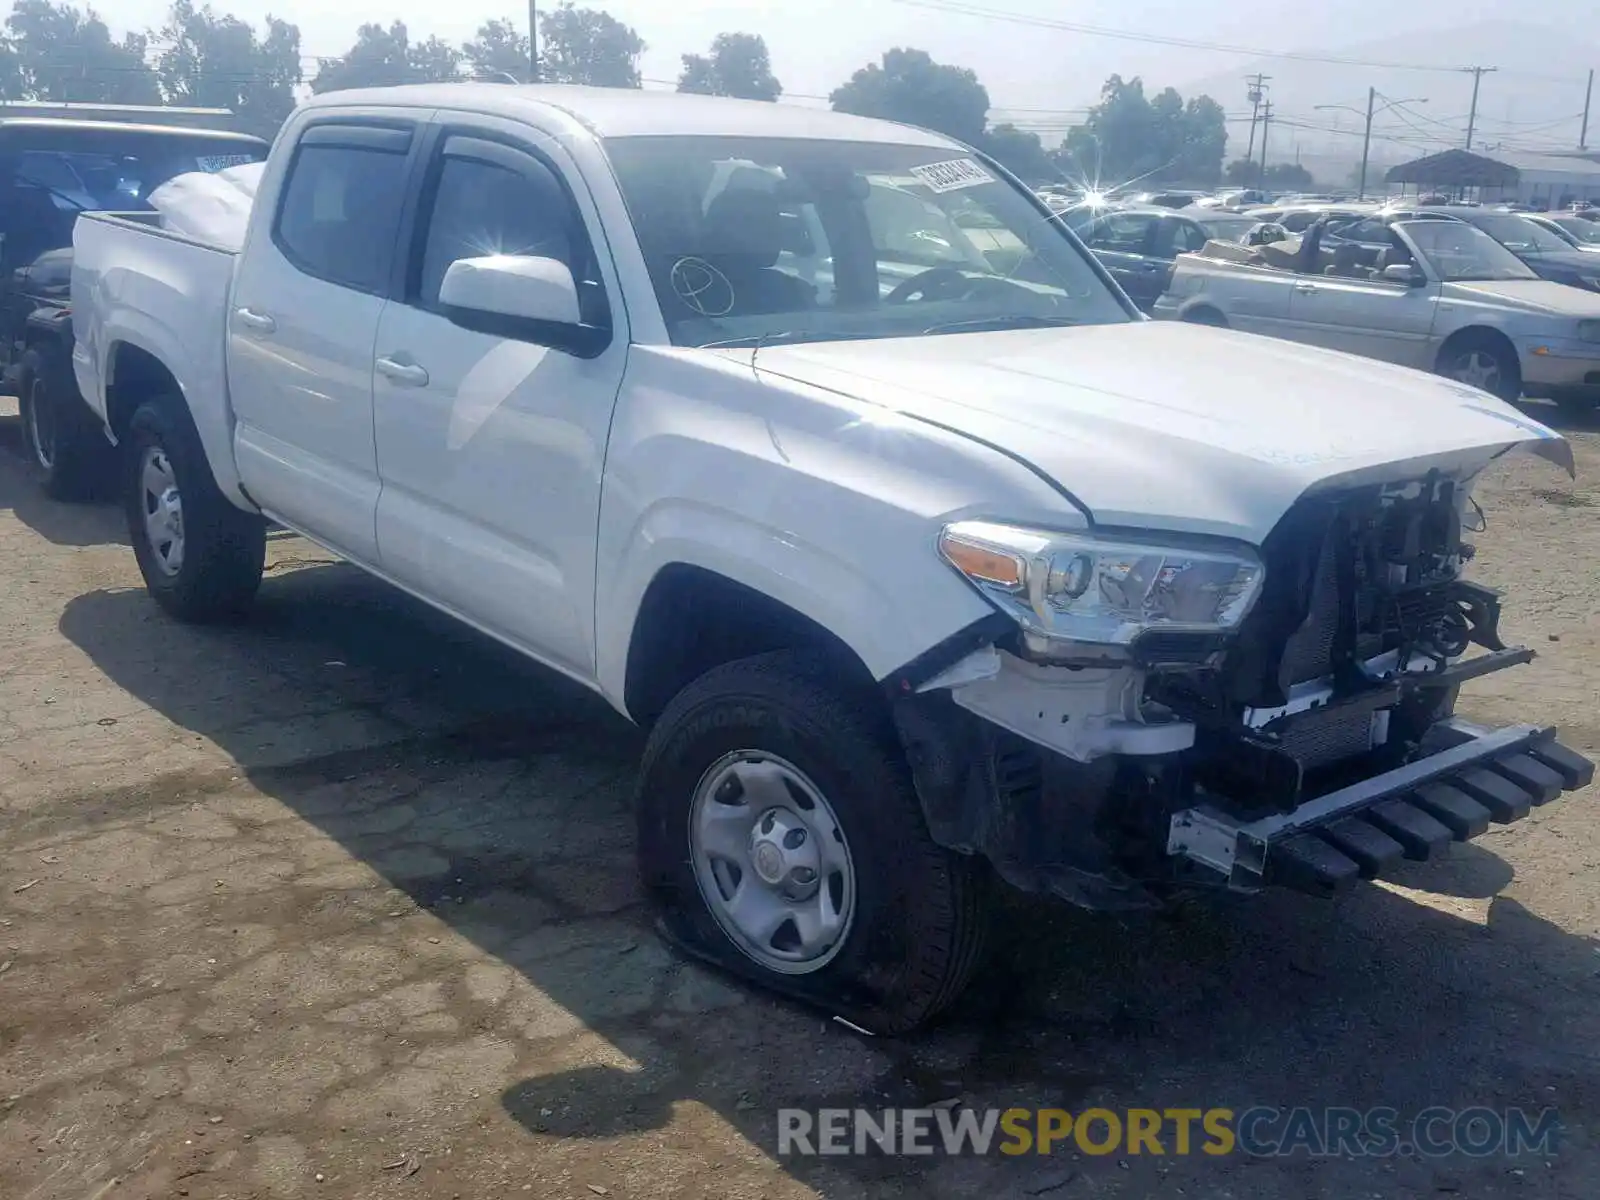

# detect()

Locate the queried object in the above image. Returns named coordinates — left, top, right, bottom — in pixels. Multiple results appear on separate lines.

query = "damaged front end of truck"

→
left=890, top=456, right=1594, bottom=910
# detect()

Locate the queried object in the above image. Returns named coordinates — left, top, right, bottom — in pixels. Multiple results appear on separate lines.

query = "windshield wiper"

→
left=921, top=314, right=1081, bottom=336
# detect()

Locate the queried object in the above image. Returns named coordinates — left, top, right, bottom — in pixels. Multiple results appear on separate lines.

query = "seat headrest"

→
left=701, top=187, right=786, bottom=270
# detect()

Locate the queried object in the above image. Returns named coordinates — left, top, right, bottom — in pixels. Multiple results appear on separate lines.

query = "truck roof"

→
left=0, top=117, right=267, bottom=143
left=303, top=82, right=963, bottom=148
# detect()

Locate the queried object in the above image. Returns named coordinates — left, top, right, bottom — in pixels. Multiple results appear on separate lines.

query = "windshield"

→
left=1193, top=213, right=1257, bottom=242
left=1551, top=216, right=1600, bottom=245
left=1400, top=220, right=1539, bottom=282
left=603, top=135, right=1131, bottom=347
left=1471, top=214, right=1571, bottom=254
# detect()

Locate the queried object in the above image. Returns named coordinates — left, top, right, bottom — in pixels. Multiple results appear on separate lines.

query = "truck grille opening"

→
left=1223, top=474, right=1472, bottom=712
left=1275, top=706, right=1379, bottom=770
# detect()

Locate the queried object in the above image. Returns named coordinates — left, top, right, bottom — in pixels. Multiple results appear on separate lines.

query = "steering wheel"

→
left=885, top=266, right=975, bottom=304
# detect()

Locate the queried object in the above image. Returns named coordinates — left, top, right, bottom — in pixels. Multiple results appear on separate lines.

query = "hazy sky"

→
left=88, top=0, right=1581, bottom=121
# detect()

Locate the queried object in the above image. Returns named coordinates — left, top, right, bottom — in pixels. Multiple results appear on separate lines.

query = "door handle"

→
left=1292, top=283, right=1319, bottom=294
left=376, top=356, right=429, bottom=387
left=234, top=306, right=276, bottom=333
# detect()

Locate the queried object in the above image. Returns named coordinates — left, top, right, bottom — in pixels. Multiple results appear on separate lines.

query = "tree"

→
left=1265, top=162, right=1315, bottom=189
left=981, top=124, right=1052, bottom=182
left=677, top=32, right=780, bottom=101
left=1225, top=159, right=1315, bottom=189
left=1225, top=158, right=1260, bottom=186
left=408, top=35, right=464, bottom=85
left=463, top=17, right=530, bottom=83
left=2, top=0, right=160, bottom=103
left=830, top=48, right=989, bottom=146
left=1060, top=75, right=1227, bottom=186
left=310, top=20, right=461, bottom=94
left=1175, top=95, right=1227, bottom=185
left=156, top=1, right=301, bottom=133
left=538, top=2, right=644, bottom=89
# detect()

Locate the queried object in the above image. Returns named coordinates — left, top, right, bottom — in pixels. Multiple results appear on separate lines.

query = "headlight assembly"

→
left=939, top=520, right=1265, bottom=654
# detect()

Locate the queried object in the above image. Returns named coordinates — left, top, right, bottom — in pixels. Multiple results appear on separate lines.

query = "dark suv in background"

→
left=1, top=108, right=267, bottom=497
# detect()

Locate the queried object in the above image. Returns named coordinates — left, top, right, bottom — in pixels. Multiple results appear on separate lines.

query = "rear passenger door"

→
left=227, top=118, right=423, bottom=563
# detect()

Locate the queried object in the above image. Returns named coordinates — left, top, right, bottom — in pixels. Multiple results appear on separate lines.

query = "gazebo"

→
left=1384, top=149, right=1520, bottom=201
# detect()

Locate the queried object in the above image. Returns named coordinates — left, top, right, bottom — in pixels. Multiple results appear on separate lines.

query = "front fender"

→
left=593, top=348, right=1080, bottom=708
left=595, top=499, right=992, bottom=705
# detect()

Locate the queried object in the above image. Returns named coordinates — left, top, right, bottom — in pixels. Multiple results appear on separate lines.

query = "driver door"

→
left=1077, top=211, right=1164, bottom=309
left=1286, top=226, right=1440, bottom=366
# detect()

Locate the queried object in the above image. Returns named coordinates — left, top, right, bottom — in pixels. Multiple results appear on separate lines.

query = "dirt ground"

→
left=3, top=397, right=1600, bottom=1200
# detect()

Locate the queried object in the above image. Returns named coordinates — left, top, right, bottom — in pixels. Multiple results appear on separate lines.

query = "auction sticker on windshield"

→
left=195, top=154, right=258, bottom=172
left=910, top=158, right=995, bottom=193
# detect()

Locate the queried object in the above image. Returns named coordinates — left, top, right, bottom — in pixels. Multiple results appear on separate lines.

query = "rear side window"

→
left=275, top=140, right=409, bottom=293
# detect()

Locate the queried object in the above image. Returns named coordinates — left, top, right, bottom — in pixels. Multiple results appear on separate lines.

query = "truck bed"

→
left=71, top=211, right=237, bottom=438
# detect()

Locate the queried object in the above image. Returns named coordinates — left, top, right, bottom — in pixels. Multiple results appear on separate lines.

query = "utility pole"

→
left=1462, top=66, right=1497, bottom=150
left=1244, top=73, right=1270, bottom=163
left=1258, top=101, right=1273, bottom=185
left=528, top=0, right=540, bottom=82
left=1582, top=68, right=1594, bottom=151
left=1357, top=86, right=1376, bottom=201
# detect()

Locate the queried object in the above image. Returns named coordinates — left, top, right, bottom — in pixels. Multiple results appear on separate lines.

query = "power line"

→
left=888, top=0, right=1591, bottom=83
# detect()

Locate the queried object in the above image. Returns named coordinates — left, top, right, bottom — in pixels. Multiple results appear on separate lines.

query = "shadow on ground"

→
left=0, top=413, right=125, bottom=548
left=1519, top=397, right=1600, bottom=437
left=49, top=559, right=1600, bottom=1197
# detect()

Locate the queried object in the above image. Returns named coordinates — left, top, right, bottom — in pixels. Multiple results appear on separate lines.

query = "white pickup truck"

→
left=1154, top=212, right=1600, bottom=411
left=71, top=84, right=1593, bottom=1032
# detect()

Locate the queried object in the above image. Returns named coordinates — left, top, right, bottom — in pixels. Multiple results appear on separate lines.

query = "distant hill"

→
left=1176, top=20, right=1599, bottom=177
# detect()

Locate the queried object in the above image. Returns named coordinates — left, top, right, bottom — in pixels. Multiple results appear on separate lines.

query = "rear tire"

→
left=124, top=397, right=266, bottom=622
left=1437, top=333, right=1521, bottom=402
left=637, top=650, right=991, bottom=1035
left=18, top=343, right=111, bottom=501
left=1182, top=307, right=1229, bottom=328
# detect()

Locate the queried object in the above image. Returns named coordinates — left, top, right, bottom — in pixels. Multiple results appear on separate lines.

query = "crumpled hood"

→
left=741, top=321, right=1571, bottom=544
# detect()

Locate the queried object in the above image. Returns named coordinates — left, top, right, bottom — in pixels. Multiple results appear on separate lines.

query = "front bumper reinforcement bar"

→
left=1168, top=719, right=1594, bottom=896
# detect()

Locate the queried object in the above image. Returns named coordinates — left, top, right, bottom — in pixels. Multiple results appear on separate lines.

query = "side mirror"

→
left=1382, top=263, right=1427, bottom=286
left=438, top=254, right=606, bottom=355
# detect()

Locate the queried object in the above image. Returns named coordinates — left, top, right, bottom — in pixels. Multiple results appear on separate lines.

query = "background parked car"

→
left=1414, top=206, right=1600, bottom=292
left=1066, top=205, right=1262, bottom=310
left=1526, top=212, right=1600, bottom=252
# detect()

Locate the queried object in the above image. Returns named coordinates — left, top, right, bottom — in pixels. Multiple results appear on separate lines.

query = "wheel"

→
left=637, top=650, right=991, bottom=1034
left=124, top=397, right=266, bottom=622
left=1438, top=335, right=1521, bottom=402
left=1182, top=307, right=1228, bottom=328
left=17, top=343, right=111, bottom=501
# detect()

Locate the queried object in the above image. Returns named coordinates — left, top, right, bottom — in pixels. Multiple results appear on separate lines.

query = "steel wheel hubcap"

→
left=140, top=445, right=185, bottom=577
left=689, top=751, right=856, bottom=975
left=1452, top=350, right=1502, bottom=392
left=26, top=378, right=55, bottom=470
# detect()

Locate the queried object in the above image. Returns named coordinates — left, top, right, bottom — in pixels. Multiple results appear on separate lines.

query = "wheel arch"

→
left=1434, top=324, right=1520, bottom=376
left=622, top=562, right=879, bottom=728
left=1179, top=301, right=1230, bottom=327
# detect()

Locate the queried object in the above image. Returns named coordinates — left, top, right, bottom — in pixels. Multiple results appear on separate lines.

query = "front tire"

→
left=18, top=343, right=111, bottom=501
left=1438, top=334, right=1521, bottom=402
left=637, top=651, right=990, bottom=1034
left=124, top=398, right=266, bottom=622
